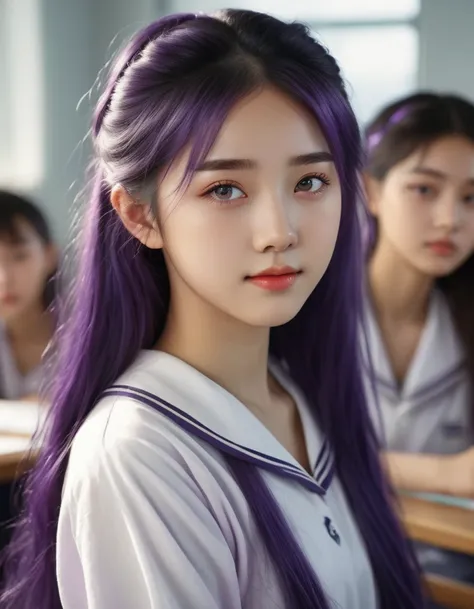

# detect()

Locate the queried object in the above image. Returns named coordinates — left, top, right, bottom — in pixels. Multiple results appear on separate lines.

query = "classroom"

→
left=0, top=2, right=473, bottom=608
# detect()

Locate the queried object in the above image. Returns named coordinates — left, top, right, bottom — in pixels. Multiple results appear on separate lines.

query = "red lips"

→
left=246, top=266, right=301, bottom=291
left=426, top=240, right=457, bottom=256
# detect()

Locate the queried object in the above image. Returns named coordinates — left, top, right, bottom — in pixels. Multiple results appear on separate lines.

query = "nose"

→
left=252, top=194, right=298, bottom=253
left=433, top=197, right=462, bottom=232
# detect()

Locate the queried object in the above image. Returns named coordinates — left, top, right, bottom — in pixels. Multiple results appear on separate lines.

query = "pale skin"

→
left=366, top=135, right=474, bottom=497
left=0, top=218, right=56, bottom=402
left=112, top=87, right=342, bottom=472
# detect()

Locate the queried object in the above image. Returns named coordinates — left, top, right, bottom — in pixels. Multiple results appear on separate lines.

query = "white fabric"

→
left=57, top=350, right=377, bottom=609
left=361, top=289, right=473, bottom=454
left=0, top=322, right=42, bottom=399
left=361, top=289, right=474, bottom=581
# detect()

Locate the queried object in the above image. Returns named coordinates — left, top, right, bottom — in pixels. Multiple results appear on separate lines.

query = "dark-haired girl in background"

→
left=0, top=191, right=56, bottom=401
left=0, top=191, right=56, bottom=555
left=363, top=92, right=474, bottom=586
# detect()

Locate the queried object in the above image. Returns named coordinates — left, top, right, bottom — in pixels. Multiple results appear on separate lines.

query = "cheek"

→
left=466, top=212, right=474, bottom=233
left=161, top=210, right=244, bottom=284
left=18, top=257, right=49, bottom=288
left=465, top=215, right=474, bottom=253
left=378, top=193, right=426, bottom=240
left=302, top=196, right=341, bottom=248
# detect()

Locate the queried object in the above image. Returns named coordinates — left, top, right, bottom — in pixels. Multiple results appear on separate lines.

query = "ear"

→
left=362, top=173, right=383, bottom=217
left=110, top=184, right=163, bottom=249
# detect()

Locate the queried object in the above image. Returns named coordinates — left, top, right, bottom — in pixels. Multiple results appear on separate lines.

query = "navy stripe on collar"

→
left=313, top=438, right=334, bottom=487
left=103, top=384, right=332, bottom=495
left=374, top=361, right=466, bottom=405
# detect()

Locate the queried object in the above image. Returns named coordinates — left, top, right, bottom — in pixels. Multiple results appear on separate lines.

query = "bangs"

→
left=0, top=216, right=29, bottom=246
left=0, top=190, right=51, bottom=245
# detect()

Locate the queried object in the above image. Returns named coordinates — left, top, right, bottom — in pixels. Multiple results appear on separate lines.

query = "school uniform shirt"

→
left=0, top=323, right=42, bottom=399
left=56, top=350, right=378, bottom=609
left=361, top=288, right=474, bottom=581
left=361, top=288, right=473, bottom=455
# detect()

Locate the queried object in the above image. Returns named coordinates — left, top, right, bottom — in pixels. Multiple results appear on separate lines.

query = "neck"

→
left=5, top=304, right=53, bottom=344
left=368, top=240, right=433, bottom=324
left=157, top=285, right=273, bottom=411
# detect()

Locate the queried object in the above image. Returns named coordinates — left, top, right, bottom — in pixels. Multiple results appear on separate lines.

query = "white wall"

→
left=5, top=0, right=161, bottom=241
left=37, top=0, right=95, bottom=240
left=418, top=0, right=474, bottom=101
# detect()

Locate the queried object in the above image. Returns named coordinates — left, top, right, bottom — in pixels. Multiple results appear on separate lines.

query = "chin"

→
left=417, top=261, right=460, bottom=279
left=0, top=306, right=21, bottom=322
left=242, top=302, right=305, bottom=329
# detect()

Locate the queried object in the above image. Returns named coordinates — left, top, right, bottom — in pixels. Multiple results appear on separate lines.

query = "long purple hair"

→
left=1, top=10, right=425, bottom=609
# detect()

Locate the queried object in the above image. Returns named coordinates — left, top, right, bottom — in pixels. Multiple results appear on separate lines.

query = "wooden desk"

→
left=399, top=495, right=474, bottom=609
left=399, top=494, right=474, bottom=556
left=425, top=575, right=474, bottom=609
left=0, top=434, right=36, bottom=484
left=0, top=400, right=42, bottom=484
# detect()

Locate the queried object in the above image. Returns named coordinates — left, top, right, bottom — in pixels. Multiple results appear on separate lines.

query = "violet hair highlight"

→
left=366, top=105, right=414, bottom=151
left=1, top=10, right=425, bottom=609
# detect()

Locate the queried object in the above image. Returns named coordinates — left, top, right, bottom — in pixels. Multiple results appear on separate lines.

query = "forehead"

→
left=206, top=87, right=329, bottom=160
left=399, top=135, right=474, bottom=178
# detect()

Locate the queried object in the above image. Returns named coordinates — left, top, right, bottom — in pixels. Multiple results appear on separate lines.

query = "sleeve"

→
left=56, top=432, right=243, bottom=609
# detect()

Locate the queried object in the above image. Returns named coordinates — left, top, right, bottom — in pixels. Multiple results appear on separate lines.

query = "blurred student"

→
left=0, top=191, right=56, bottom=401
left=363, top=92, right=474, bottom=584
left=0, top=190, right=57, bottom=562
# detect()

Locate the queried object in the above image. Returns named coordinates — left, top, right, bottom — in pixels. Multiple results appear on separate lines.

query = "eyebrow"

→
left=411, top=166, right=474, bottom=186
left=196, top=151, right=334, bottom=172
left=410, top=167, right=447, bottom=180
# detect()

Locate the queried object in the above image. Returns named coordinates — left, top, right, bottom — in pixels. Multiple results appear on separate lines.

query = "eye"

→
left=464, top=192, right=474, bottom=205
left=409, top=184, right=436, bottom=197
left=205, top=183, right=246, bottom=203
left=12, top=249, right=29, bottom=262
left=295, top=174, right=329, bottom=194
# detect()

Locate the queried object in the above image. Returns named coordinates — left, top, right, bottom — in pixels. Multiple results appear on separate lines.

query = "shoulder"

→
left=57, top=366, right=247, bottom=609
left=64, top=351, right=235, bottom=510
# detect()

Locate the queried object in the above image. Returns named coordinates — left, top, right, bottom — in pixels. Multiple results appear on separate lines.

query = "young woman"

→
left=1, top=11, right=425, bottom=609
left=0, top=191, right=56, bottom=401
left=363, top=92, right=474, bottom=583
left=0, top=191, right=56, bottom=557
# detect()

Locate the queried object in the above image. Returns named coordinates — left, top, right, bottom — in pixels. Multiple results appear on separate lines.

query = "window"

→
left=172, top=0, right=420, bottom=124
left=314, top=25, right=419, bottom=124
left=0, top=0, right=45, bottom=189
left=256, top=0, right=420, bottom=22
left=267, top=0, right=421, bottom=124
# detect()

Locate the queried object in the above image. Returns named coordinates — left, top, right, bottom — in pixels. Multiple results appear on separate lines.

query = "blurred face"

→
left=369, top=135, right=474, bottom=277
left=0, top=218, right=55, bottom=322
left=154, top=87, right=342, bottom=328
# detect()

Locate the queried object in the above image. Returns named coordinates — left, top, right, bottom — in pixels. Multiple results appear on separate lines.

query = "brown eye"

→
left=295, top=175, right=328, bottom=194
left=409, top=184, right=436, bottom=198
left=416, top=185, right=433, bottom=195
left=209, top=184, right=245, bottom=202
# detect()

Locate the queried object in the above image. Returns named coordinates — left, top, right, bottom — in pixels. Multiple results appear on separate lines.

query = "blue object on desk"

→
left=403, top=491, right=474, bottom=510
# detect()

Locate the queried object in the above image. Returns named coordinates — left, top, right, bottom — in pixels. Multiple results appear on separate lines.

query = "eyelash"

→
left=201, top=181, right=245, bottom=203
left=408, top=184, right=474, bottom=204
left=297, top=173, right=331, bottom=193
left=201, top=173, right=331, bottom=205
left=408, top=184, right=436, bottom=196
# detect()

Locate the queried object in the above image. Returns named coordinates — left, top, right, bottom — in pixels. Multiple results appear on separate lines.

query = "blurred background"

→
left=1, top=0, right=473, bottom=241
